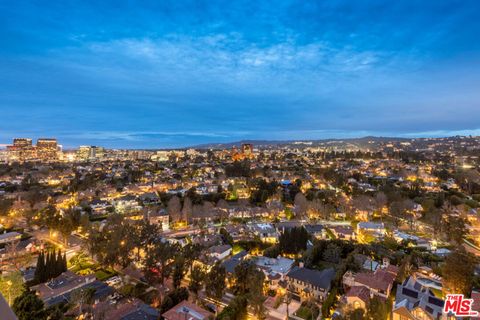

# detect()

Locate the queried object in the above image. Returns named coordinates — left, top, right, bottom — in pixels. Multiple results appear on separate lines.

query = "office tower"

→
left=37, top=138, right=59, bottom=161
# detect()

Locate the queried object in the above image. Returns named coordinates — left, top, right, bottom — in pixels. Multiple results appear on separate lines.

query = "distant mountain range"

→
left=190, top=135, right=480, bottom=150
left=191, top=136, right=413, bottom=149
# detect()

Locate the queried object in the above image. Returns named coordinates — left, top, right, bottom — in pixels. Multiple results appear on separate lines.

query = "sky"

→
left=1, top=1, right=480, bottom=148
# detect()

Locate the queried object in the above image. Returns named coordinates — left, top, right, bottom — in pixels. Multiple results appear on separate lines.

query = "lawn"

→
left=69, top=253, right=99, bottom=275
left=232, top=244, right=245, bottom=255
left=295, top=306, right=315, bottom=320
left=94, top=268, right=118, bottom=281
left=325, top=228, right=336, bottom=239
left=0, top=271, right=24, bottom=306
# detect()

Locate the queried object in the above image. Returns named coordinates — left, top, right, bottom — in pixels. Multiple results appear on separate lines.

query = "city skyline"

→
left=2, top=1, right=480, bottom=148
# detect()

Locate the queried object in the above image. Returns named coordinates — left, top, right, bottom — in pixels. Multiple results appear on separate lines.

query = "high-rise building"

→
left=7, top=138, right=36, bottom=161
left=13, top=138, right=32, bottom=148
left=6, top=137, right=61, bottom=162
left=36, top=138, right=59, bottom=160
left=77, top=146, right=105, bottom=161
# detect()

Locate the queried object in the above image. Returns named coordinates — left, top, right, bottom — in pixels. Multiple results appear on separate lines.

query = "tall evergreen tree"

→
left=56, top=250, right=64, bottom=276
left=63, top=252, right=68, bottom=272
left=34, top=251, right=45, bottom=283
left=45, top=251, right=52, bottom=279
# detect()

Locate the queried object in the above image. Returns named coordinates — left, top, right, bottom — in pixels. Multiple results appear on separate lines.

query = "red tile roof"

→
left=354, top=268, right=397, bottom=292
left=162, top=300, right=213, bottom=320
left=347, top=286, right=371, bottom=304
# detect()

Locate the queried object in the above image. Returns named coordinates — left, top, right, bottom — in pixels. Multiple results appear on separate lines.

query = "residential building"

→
left=393, top=276, right=451, bottom=320
left=32, top=271, right=113, bottom=306
left=207, top=244, right=232, bottom=261
left=286, top=267, right=335, bottom=301
left=162, top=300, right=214, bottom=320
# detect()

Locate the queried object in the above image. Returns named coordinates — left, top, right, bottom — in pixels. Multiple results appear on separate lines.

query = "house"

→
left=0, top=231, right=21, bottom=245
left=286, top=267, right=335, bottom=302
left=304, top=224, right=325, bottom=239
left=275, top=221, right=303, bottom=233
left=192, top=234, right=223, bottom=247
left=162, top=300, right=214, bottom=320
left=146, top=209, right=169, bottom=231
left=393, top=276, right=449, bottom=320
left=254, top=256, right=295, bottom=279
left=393, top=231, right=436, bottom=251
left=254, top=256, right=295, bottom=290
left=357, top=222, right=386, bottom=237
left=222, top=250, right=248, bottom=286
left=223, top=225, right=245, bottom=242
left=345, top=286, right=371, bottom=311
left=329, top=225, right=355, bottom=240
left=118, top=302, right=159, bottom=320
left=347, top=265, right=398, bottom=299
left=31, top=271, right=113, bottom=306
left=249, top=223, right=278, bottom=243
left=138, top=192, right=161, bottom=205
left=113, top=195, right=141, bottom=214
left=90, top=199, right=111, bottom=215
left=207, top=244, right=232, bottom=261
left=433, top=248, right=451, bottom=258
left=100, top=298, right=159, bottom=320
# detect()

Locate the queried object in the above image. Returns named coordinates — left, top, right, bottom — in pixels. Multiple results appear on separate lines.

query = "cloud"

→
left=1, top=1, right=480, bottom=147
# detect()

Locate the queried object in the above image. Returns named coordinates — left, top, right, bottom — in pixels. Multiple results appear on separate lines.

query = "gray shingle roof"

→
left=287, top=267, right=335, bottom=290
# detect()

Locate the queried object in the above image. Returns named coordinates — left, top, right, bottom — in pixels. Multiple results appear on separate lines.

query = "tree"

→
left=172, top=256, right=186, bottom=289
left=188, top=265, right=205, bottom=302
left=23, top=188, right=47, bottom=211
left=70, top=287, right=96, bottom=315
left=278, top=227, right=309, bottom=254
left=396, top=255, right=415, bottom=283
left=219, top=228, right=234, bottom=246
left=322, top=242, right=341, bottom=264
left=443, top=215, right=469, bottom=245
left=0, top=198, right=14, bottom=216
left=246, top=268, right=266, bottom=319
left=182, top=243, right=203, bottom=273
left=159, top=287, right=189, bottom=314
left=205, top=262, right=226, bottom=314
left=143, top=240, right=176, bottom=285
left=442, top=248, right=477, bottom=295
left=346, top=308, right=365, bottom=320
left=216, top=295, right=248, bottom=320
left=233, top=260, right=266, bottom=319
left=367, top=296, right=389, bottom=320
left=47, top=306, right=65, bottom=320
left=182, top=197, right=193, bottom=223
left=306, top=198, right=324, bottom=220
left=294, top=193, right=308, bottom=218
left=91, top=214, right=134, bottom=268
left=130, top=219, right=158, bottom=262
left=12, top=287, right=47, bottom=320
left=34, top=251, right=46, bottom=284
left=216, top=199, right=229, bottom=223
left=7, top=240, right=32, bottom=272
left=167, top=196, right=182, bottom=223
left=58, top=207, right=81, bottom=245
left=40, top=205, right=61, bottom=237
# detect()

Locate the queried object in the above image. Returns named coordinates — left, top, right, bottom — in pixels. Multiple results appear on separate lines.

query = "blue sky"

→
left=1, top=1, right=480, bottom=148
